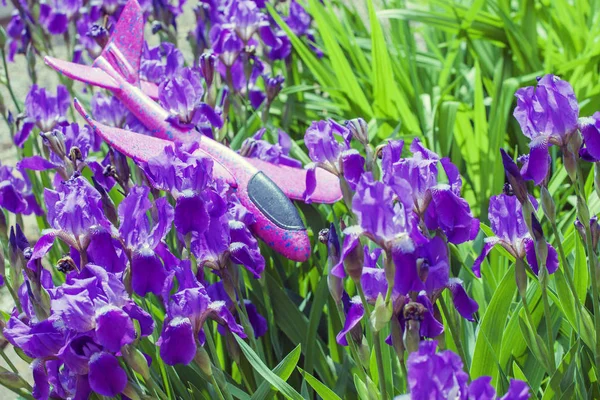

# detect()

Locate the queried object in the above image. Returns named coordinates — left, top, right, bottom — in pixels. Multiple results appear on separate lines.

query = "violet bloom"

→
left=239, top=128, right=302, bottom=168
left=117, top=186, right=174, bottom=296
left=212, top=26, right=244, bottom=67
left=159, top=279, right=246, bottom=365
left=578, top=112, right=600, bottom=162
left=513, top=74, right=579, bottom=184
left=143, top=142, right=265, bottom=278
left=158, top=67, right=223, bottom=133
left=18, top=123, right=99, bottom=182
left=303, top=119, right=366, bottom=202
left=6, top=11, right=29, bottom=61
left=472, top=193, right=559, bottom=277
left=228, top=1, right=267, bottom=43
left=382, top=138, right=479, bottom=244
left=15, top=85, right=70, bottom=147
left=39, top=0, right=82, bottom=35
left=91, top=92, right=136, bottom=129
left=140, top=42, right=185, bottom=84
left=405, top=341, right=530, bottom=400
left=219, top=56, right=266, bottom=108
left=0, top=162, right=42, bottom=215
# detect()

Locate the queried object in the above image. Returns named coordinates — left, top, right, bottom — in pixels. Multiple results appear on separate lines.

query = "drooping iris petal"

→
left=336, top=297, right=364, bottom=346
left=340, top=149, right=365, bottom=190
left=88, top=352, right=128, bottom=397
left=468, top=376, right=496, bottom=400
left=131, top=248, right=167, bottom=296
left=447, top=279, right=478, bottom=321
left=158, top=317, right=197, bottom=366
left=525, top=240, right=559, bottom=275
left=426, top=185, right=479, bottom=244
left=500, top=379, right=530, bottom=400
left=95, top=306, right=136, bottom=352
left=304, top=119, right=350, bottom=165
left=244, top=301, right=267, bottom=337
left=32, top=359, right=50, bottom=400
left=418, top=294, right=444, bottom=338
left=174, top=193, right=209, bottom=236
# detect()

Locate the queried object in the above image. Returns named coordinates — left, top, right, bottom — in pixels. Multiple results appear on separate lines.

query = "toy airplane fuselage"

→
left=44, top=0, right=342, bottom=262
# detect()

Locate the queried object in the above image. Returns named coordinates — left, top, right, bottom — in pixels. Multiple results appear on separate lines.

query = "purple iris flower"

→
left=91, top=92, right=135, bottom=129
left=228, top=1, right=267, bottom=43
left=382, top=138, right=479, bottom=244
left=0, top=162, right=42, bottom=215
left=140, top=42, right=185, bottom=84
left=286, top=0, right=311, bottom=36
left=117, top=185, right=174, bottom=296
left=212, top=26, right=244, bottom=66
left=218, top=56, right=266, bottom=108
left=303, top=119, right=366, bottom=202
left=240, top=128, right=302, bottom=168
left=6, top=10, right=29, bottom=61
left=158, top=67, right=223, bottom=132
left=18, top=123, right=99, bottom=181
left=207, top=281, right=268, bottom=338
left=14, top=85, right=70, bottom=147
left=39, top=0, right=82, bottom=35
left=472, top=193, right=559, bottom=277
left=159, top=281, right=246, bottom=365
left=406, top=341, right=530, bottom=400
left=513, top=74, right=579, bottom=184
left=578, top=112, right=600, bottom=162
left=143, top=142, right=265, bottom=278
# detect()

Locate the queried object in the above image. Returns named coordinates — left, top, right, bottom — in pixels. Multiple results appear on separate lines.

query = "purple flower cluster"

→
left=0, top=137, right=270, bottom=397
left=404, top=341, right=530, bottom=399
left=307, top=118, right=480, bottom=347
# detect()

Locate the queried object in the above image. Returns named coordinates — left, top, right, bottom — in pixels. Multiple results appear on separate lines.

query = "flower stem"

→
left=0, top=48, right=21, bottom=113
left=356, top=283, right=388, bottom=399
left=438, top=296, right=468, bottom=369
left=573, top=163, right=600, bottom=382
left=211, top=374, right=227, bottom=400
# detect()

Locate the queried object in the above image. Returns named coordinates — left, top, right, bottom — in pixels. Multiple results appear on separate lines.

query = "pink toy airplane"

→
left=44, top=0, right=342, bottom=262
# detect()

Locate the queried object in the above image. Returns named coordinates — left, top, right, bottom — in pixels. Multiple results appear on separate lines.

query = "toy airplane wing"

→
left=74, top=99, right=236, bottom=185
left=45, top=57, right=160, bottom=100
left=246, top=158, right=342, bottom=204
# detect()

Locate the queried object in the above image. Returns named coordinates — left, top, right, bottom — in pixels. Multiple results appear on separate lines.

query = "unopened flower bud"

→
left=87, top=24, right=109, bottom=49
left=515, top=258, right=528, bottom=299
left=122, top=383, right=141, bottom=400
left=370, top=294, right=392, bottom=332
left=123, top=345, right=150, bottom=381
left=200, top=53, right=216, bottom=88
left=0, top=364, right=29, bottom=390
left=403, top=319, right=421, bottom=354
left=531, top=214, right=548, bottom=268
left=239, top=138, right=257, bottom=158
left=26, top=45, right=37, bottom=82
left=345, top=118, right=369, bottom=145
left=0, top=211, right=7, bottom=241
left=264, top=74, right=284, bottom=105
left=540, top=186, right=556, bottom=222
left=344, top=236, right=364, bottom=282
left=357, top=339, right=370, bottom=369
left=92, top=177, right=119, bottom=226
left=69, top=147, right=83, bottom=163
left=390, top=316, right=405, bottom=359
left=575, top=218, right=586, bottom=243
left=416, top=258, right=429, bottom=283
left=40, top=130, right=67, bottom=159
left=563, top=147, right=578, bottom=182
left=501, top=149, right=528, bottom=204
left=591, top=217, right=600, bottom=251
left=326, top=224, right=343, bottom=303
left=111, top=150, right=131, bottom=186
left=225, top=332, right=241, bottom=365
left=194, top=347, right=212, bottom=377
left=151, top=21, right=163, bottom=34
left=56, top=256, right=76, bottom=274
left=0, top=26, right=7, bottom=48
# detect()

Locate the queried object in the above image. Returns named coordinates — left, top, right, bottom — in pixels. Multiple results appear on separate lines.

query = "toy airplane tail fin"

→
left=45, top=0, right=144, bottom=90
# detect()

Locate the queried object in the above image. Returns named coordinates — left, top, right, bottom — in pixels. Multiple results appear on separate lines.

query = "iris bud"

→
left=326, top=224, right=343, bottom=304
left=515, top=258, right=528, bottom=299
left=0, top=26, right=6, bottom=48
left=403, top=302, right=425, bottom=353
left=194, top=347, right=212, bottom=377
left=370, top=293, right=392, bottom=332
left=123, top=346, right=151, bottom=381
left=122, top=383, right=141, bottom=400
left=200, top=53, right=216, bottom=88
left=540, top=186, right=556, bottom=222
left=344, top=239, right=364, bottom=282
left=345, top=118, right=369, bottom=145
left=40, top=130, right=67, bottom=160
left=0, top=365, right=28, bottom=390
